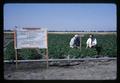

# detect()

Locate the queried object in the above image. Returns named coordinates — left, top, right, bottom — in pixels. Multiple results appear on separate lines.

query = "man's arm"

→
left=92, top=38, right=97, bottom=46
left=70, top=37, right=75, bottom=48
left=86, top=38, right=90, bottom=48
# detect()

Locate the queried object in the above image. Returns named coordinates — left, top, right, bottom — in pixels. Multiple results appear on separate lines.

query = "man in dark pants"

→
left=69, top=34, right=80, bottom=48
left=86, top=34, right=102, bottom=57
left=74, top=35, right=80, bottom=48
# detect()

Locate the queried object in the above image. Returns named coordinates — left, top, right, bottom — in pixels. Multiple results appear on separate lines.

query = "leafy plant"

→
left=4, top=33, right=117, bottom=60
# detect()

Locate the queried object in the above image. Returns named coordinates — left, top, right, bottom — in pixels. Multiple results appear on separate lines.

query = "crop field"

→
left=4, top=32, right=117, bottom=60
left=4, top=32, right=117, bottom=80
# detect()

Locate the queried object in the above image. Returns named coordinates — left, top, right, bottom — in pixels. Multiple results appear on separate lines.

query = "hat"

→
left=74, top=34, right=78, bottom=38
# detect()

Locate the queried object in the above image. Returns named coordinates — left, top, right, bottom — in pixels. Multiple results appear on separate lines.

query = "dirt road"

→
left=4, top=59, right=117, bottom=80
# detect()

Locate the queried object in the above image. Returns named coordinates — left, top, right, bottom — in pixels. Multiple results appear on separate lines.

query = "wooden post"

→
left=79, top=35, right=84, bottom=51
left=14, top=31, right=18, bottom=69
left=45, top=31, right=48, bottom=68
left=46, top=48, right=49, bottom=68
left=15, top=49, right=18, bottom=69
left=80, top=36, right=82, bottom=52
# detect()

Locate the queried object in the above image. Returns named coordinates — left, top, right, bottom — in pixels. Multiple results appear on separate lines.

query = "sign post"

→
left=14, top=27, right=48, bottom=69
left=79, top=34, right=84, bottom=52
left=13, top=31, right=18, bottom=69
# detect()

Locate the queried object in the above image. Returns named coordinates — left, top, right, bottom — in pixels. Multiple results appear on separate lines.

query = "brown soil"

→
left=4, top=59, right=117, bottom=80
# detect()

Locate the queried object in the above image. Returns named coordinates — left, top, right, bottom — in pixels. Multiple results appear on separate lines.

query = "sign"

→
left=15, top=28, right=47, bottom=49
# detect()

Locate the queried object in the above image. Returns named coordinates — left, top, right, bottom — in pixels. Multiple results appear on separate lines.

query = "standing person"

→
left=86, top=34, right=97, bottom=48
left=69, top=34, right=80, bottom=48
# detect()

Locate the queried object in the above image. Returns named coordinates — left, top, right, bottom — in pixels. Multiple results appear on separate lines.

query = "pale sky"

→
left=4, top=3, right=116, bottom=31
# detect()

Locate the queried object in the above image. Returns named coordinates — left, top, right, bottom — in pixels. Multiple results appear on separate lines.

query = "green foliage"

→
left=4, top=41, right=15, bottom=60
left=68, top=48, right=82, bottom=58
left=4, top=33, right=117, bottom=60
left=48, top=34, right=70, bottom=59
left=48, top=34, right=117, bottom=58
left=17, top=49, right=45, bottom=60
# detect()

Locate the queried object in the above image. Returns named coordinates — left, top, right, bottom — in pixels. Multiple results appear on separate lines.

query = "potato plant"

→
left=4, top=33, right=117, bottom=60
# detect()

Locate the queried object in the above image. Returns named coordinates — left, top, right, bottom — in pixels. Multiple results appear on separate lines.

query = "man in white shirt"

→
left=86, top=34, right=103, bottom=57
left=86, top=34, right=97, bottom=48
left=70, top=34, right=80, bottom=48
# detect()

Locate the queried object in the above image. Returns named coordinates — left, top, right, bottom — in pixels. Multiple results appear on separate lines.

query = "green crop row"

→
left=4, top=33, right=117, bottom=60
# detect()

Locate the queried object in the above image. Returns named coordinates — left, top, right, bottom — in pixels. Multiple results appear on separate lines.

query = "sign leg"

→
left=46, top=49, right=49, bottom=68
left=15, top=49, right=18, bottom=69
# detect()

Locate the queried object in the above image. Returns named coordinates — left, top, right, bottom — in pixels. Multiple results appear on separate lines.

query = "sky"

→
left=4, top=4, right=116, bottom=31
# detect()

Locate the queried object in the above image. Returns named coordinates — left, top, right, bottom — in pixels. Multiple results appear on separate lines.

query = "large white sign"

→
left=15, top=28, right=47, bottom=49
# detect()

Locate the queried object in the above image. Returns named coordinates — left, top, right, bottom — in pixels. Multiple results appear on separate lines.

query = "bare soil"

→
left=4, top=59, right=117, bottom=80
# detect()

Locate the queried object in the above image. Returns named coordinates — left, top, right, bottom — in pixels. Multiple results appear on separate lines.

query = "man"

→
left=86, top=34, right=102, bottom=57
left=70, top=34, right=80, bottom=48
left=86, top=34, right=97, bottom=48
